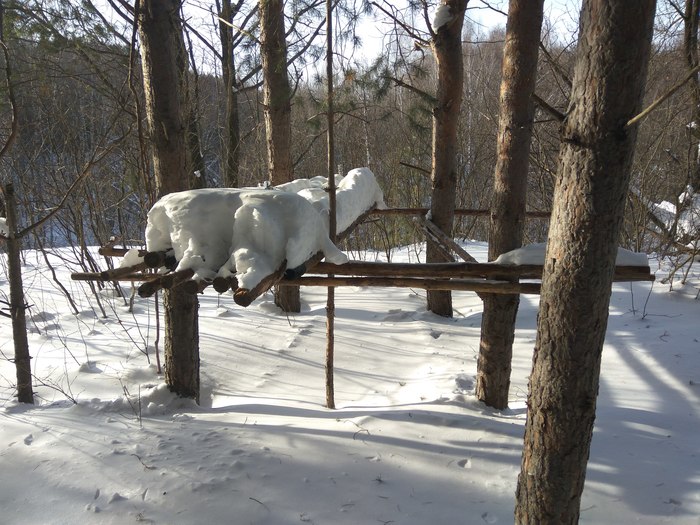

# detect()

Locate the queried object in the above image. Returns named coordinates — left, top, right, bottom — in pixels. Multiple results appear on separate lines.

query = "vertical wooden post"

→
left=325, top=0, right=336, bottom=410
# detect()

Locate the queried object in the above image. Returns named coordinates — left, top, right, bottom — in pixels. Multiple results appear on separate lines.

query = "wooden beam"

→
left=370, top=208, right=551, bottom=219
left=307, top=261, right=654, bottom=282
left=416, top=215, right=479, bottom=263
left=285, top=276, right=542, bottom=295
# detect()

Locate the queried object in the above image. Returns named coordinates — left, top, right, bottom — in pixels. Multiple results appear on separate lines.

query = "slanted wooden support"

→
left=286, top=276, right=542, bottom=295
left=72, top=262, right=149, bottom=282
left=416, top=215, right=479, bottom=263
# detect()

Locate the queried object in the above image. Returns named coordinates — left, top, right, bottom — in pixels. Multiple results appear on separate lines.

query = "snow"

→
left=145, top=168, right=384, bottom=289
left=432, top=4, right=453, bottom=32
left=648, top=185, right=700, bottom=243
left=1, top=242, right=699, bottom=525
left=119, top=248, right=144, bottom=268
left=495, top=242, right=650, bottom=266
left=0, top=217, right=8, bottom=237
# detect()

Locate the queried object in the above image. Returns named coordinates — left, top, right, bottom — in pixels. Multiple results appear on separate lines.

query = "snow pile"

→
left=432, top=4, right=453, bottom=32
left=118, top=248, right=144, bottom=268
left=145, top=168, right=384, bottom=290
left=494, top=242, right=649, bottom=266
left=276, top=167, right=386, bottom=233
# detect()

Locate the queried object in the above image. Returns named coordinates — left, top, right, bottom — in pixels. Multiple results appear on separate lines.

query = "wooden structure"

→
left=71, top=208, right=655, bottom=304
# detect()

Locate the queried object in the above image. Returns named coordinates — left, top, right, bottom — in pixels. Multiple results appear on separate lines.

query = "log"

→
left=212, top=276, right=237, bottom=294
left=98, top=246, right=147, bottom=258
left=233, top=261, right=287, bottom=307
left=138, top=269, right=195, bottom=298
left=285, top=276, right=542, bottom=295
left=309, top=261, right=654, bottom=282
left=370, top=208, right=551, bottom=219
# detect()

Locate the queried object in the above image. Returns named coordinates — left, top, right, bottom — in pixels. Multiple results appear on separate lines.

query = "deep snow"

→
left=0, top=242, right=698, bottom=525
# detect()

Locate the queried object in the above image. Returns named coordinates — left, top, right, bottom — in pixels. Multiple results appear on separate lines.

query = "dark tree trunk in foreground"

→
left=684, top=0, right=700, bottom=190
left=138, top=0, right=200, bottom=402
left=426, top=0, right=468, bottom=317
left=476, top=0, right=544, bottom=410
left=4, top=184, right=33, bottom=403
left=260, top=0, right=300, bottom=312
left=515, top=1, right=656, bottom=522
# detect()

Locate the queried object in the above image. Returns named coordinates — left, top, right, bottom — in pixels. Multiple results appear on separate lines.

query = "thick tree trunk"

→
left=138, top=0, right=200, bottom=401
left=427, top=0, right=468, bottom=317
left=260, top=0, right=300, bottom=312
left=515, top=1, right=656, bottom=523
left=477, top=0, right=544, bottom=410
left=218, top=0, right=240, bottom=188
left=5, top=184, right=33, bottom=404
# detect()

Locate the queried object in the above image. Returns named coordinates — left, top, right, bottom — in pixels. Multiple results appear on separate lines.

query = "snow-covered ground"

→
left=0, top=242, right=698, bottom=525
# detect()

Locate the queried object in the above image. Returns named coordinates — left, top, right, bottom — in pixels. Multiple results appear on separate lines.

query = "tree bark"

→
left=4, top=184, right=33, bottom=403
left=260, top=0, right=300, bottom=312
left=477, top=0, right=544, bottom=410
left=138, top=0, right=200, bottom=402
left=684, top=0, right=700, bottom=190
left=218, top=0, right=241, bottom=188
left=515, top=1, right=656, bottom=522
left=427, top=0, right=468, bottom=317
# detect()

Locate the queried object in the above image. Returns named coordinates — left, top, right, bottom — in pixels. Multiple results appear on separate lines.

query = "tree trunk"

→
left=218, top=0, right=241, bottom=188
left=515, top=1, right=656, bottom=523
left=138, top=0, right=200, bottom=402
left=260, top=0, right=300, bottom=312
left=427, top=0, right=468, bottom=317
left=684, top=0, right=700, bottom=190
left=4, top=184, right=33, bottom=404
left=476, top=0, right=544, bottom=410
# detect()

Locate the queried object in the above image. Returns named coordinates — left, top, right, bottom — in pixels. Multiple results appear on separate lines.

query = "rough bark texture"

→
left=515, top=1, right=656, bottom=523
left=5, top=184, right=33, bottom=403
left=260, top=0, right=300, bottom=312
left=477, top=0, right=544, bottom=410
left=426, top=0, right=468, bottom=317
left=219, top=0, right=240, bottom=188
left=138, top=0, right=200, bottom=402
left=685, top=0, right=700, bottom=190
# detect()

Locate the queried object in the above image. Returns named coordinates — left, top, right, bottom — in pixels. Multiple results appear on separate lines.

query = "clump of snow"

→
left=0, top=217, right=8, bottom=237
left=224, top=191, right=348, bottom=290
left=118, top=248, right=144, bottom=268
left=145, top=168, right=384, bottom=289
left=495, top=242, right=649, bottom=266
left=432, top=4, right=453, bottom=32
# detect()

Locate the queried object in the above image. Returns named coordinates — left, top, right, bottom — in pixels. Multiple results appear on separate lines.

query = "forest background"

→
left=2, top=0, right=694, bottom=267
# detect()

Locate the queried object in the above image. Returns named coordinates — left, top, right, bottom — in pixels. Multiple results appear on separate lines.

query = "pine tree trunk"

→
left=477, top=0, right=544, bottom=410
left=427, top=0, right=468, bottom=317
left=515, top=2, right=656, bottom=522
left=218, top=0, right=240, bottom=188
left=260, top=0, right=300, bottom=312
left=138, top=0, right=200, bottom=401
left=5, top=184, right=33, bottom=404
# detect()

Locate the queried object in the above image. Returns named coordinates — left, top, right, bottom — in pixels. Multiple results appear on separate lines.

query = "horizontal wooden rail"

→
left=284, top=276, right=542, bottom=295
left=369, top=208, right=551, bottom=219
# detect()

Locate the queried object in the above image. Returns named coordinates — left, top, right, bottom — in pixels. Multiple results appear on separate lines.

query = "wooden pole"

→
left=325, top=0, right=336, bottom=410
